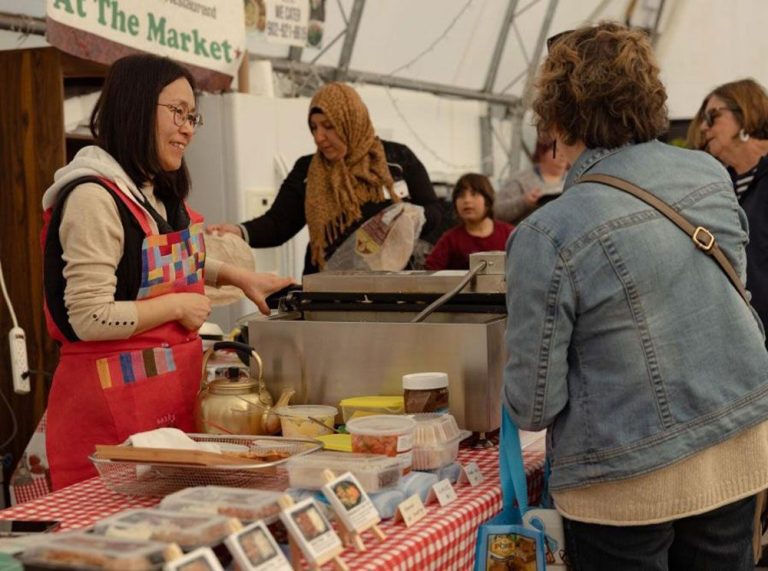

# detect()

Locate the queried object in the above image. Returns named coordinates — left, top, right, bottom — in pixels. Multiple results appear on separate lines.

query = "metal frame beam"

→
left=482, top=0, right=520, bottom=93
left=336, top=0, right=366, bottom=80
left=269, top=58, right=522, bottom=107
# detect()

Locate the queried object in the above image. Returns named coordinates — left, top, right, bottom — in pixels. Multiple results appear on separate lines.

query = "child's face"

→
left=455, top=187, right=488, bottom=224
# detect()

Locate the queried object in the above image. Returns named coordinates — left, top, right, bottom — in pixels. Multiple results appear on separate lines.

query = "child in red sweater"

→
left=425, top=173, right=514, bottom=270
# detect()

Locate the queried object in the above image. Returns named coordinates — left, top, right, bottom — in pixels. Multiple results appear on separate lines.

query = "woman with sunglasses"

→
left=693, top=79, right=768, bottom=345
left=41, top=54, right=292, bottom=490
left=503, top=23, right=768, bottom=569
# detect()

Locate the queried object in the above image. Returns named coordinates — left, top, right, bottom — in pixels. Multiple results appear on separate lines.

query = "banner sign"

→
left=46, top=0, right=246, bottom=91
left=245, top=0, right=324, bottom=49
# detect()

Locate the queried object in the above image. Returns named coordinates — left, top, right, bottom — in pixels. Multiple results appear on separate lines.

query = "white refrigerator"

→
left=185, top=92, right=314, bottom=333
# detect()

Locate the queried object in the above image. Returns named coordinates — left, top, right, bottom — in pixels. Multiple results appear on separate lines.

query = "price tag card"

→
left=164, top=546, right=224, bottom=571
left=322, top=472, right=380, bottom=534
left=224, top=520, right=292, bottom=571
left=428, top=478, right=457, bottom=507
left=458, top=461, right=484, bottom=487
left=394, top=494, right=427, bottom=528
left=279, top=498, right=343, bottom=567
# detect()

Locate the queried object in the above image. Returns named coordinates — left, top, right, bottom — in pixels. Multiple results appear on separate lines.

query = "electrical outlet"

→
left=9, top=327, right=29, bottom=394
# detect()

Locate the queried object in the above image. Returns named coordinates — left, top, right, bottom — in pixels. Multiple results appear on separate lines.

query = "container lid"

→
left=339, top=396, right=404, bottom=408
left=346, top=414, right=416, bottom=435
left=273, top=404, right=338, bottom=418
left=286, top=451, right=402, bottom=470
left=402, top=372, right=449, bottom=390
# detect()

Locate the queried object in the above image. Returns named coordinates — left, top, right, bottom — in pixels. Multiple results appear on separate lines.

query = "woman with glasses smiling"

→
left=503, top=23, right=768, bottom=570
left=691, top=79, right=768, bottom=347
left=40, top=54, right=292, bottom=490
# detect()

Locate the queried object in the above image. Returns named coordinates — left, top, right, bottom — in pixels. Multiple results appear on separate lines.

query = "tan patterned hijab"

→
left=305, top=82, right=396, bottom=269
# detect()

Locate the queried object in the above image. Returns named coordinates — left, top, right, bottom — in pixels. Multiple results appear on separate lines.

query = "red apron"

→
left=45, top=181, right=206, bottom=490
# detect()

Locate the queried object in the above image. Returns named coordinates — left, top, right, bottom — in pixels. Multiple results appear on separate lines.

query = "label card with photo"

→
left=322, top=471, right=381, bottom=533
left=224, top=520, right=291, bottom=571
left=426, top=478, right=457, bottom=507
left=458, top=461, right=484, bottom=486
left=394, top=494, right=427, bottom=528
left=279, top=498, right=343, bottom=566
left=163, top=546, right=224, bottom=571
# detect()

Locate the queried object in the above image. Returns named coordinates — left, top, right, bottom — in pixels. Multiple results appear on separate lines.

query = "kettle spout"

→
left=264, top=388, right=295, bottom=434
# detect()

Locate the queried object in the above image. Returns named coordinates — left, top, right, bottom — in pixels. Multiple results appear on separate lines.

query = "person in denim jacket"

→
left=503, top=23, right=768, bottom=570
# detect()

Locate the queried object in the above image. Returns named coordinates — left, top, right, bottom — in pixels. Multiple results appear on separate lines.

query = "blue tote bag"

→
left=473, top=406, right=566, bottom=570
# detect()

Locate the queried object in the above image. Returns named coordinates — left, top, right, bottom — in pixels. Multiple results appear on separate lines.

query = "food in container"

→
left=19, top=531, right=182, bottom=570
left=286, top=451, right=402, bottom=492
left=346, top=415, right=417, bottom=473
left=273, top=405, right=338, bottom=438
left=402, top=372, right=450, bottom=414
left=339, top=396, right=405, bottom=422
left=411, top=413, right=462, bottom=470
left=159, top=486, right=284, bottom=524
left=92, top=508, right=241, bottom=549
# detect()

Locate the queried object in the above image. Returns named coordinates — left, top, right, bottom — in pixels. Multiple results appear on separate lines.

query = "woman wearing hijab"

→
left=692, top=79, right=768, bottom=342
left=208, top=82, right=441, bottom=274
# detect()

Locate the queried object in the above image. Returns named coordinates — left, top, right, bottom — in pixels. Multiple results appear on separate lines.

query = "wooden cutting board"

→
left=94, top=445, right=257, bottom=466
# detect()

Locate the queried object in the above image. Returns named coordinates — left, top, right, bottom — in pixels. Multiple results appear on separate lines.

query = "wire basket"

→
left=89, top=434, right=321, bottom=497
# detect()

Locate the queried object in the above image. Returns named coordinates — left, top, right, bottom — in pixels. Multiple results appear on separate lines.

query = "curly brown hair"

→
left=533, top=22, right=668, bottom=149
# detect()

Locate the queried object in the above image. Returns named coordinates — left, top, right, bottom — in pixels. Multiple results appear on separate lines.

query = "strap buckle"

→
left=692, top=226, right=715, bottom=251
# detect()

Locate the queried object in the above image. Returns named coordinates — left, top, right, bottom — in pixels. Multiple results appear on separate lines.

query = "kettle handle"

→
left=200, top=341, right=264, bottom=388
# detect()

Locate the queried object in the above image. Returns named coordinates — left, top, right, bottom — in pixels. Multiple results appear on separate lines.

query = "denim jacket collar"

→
left=564, top=145, right=631, bottom=190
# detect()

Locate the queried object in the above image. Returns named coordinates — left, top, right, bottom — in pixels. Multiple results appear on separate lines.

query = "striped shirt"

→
left=734, top=166, right=757, bottom=197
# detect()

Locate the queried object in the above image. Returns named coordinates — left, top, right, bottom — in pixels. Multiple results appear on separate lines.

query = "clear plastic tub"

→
left=19, top=531, right=181, bottom=570
left=92, top=508, right=241, bottom=550
left=159, top=486, right=284, bottom=524
left=285, top=451, right=403, bottom=492
left=273, top=405, right=338, bottom=438
left=411, top=413, right=462, bottom=470
left=346, top=415, right=417, bottom=473
left=339, top=396, right=405, bottom=422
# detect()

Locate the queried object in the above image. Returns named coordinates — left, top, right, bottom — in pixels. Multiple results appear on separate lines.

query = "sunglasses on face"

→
left=546, top=29, right=574, bottom=51
left=703, top=106, right=737, bottom=128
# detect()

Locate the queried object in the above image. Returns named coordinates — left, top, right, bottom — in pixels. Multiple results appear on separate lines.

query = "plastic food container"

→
left=403, top=372, right=450, bottom=414
left=92, top=508, right=241, bottom=549
left=286, top=451, right=403, bottom=492
left=159, top=486, right=284, bottom=524
left=346, top=415, right=417, bottom=473
left=273, top=405, right=338, bottom=438
left=19, top=531, right=182, bottom=570
left=339, top=396, right=405, bottom=422
left=411, top=413, right=462, bottom=470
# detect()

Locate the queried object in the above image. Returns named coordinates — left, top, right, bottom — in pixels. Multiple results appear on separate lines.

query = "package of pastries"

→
left=159, top=486, right=284, bottom=523
left=91, top=508, right=242, bottom=550
left=19, top=531, right=182, bottom=570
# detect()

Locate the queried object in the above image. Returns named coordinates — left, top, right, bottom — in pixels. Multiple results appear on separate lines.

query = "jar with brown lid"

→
left=402, top=372, right=449, bottom=414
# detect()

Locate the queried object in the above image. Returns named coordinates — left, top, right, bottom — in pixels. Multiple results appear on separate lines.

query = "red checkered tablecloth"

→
left=0, top=446, right=545, bottom=570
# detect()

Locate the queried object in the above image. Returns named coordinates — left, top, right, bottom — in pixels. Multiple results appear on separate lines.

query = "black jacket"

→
left=736, top=155, right=768, bottom=340
left=241, top=140, right=441, bottom=275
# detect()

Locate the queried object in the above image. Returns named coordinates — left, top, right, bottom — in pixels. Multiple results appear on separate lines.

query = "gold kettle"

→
left=195, top=341, right=293, bottom=435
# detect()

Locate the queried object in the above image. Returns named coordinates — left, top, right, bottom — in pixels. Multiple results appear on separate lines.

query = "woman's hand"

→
left=174, top=293, right=212, bottom=330
left=134, top=292, right=211, bottom=334
left=523, top=187, right=543, bottom=206
left=238, top=271, right=296, bottom=315
left=216, top=264, right=296, bottom=315
left=206, top=223, right=243, bottom=238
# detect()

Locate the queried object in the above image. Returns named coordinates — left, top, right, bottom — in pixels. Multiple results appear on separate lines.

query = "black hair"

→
left=451, top=173, right=495, bottom=219
left=90, top=54, right=196, bottom=201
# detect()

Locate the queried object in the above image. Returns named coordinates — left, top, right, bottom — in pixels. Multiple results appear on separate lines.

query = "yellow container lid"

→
left=316, top=433, right=353, bottom=452
left=339, top=396, right=404, bottom=408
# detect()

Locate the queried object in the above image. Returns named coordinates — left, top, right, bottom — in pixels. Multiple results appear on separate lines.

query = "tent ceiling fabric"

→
left=7, top=0, right=768, bottom=117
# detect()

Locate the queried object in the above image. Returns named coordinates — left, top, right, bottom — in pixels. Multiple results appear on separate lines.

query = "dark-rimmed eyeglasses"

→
left=703, top=106, right=737, bottom=128
left=546, top=29, right=574, bottom=51
left=157, top=103, right=204, bottom=130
